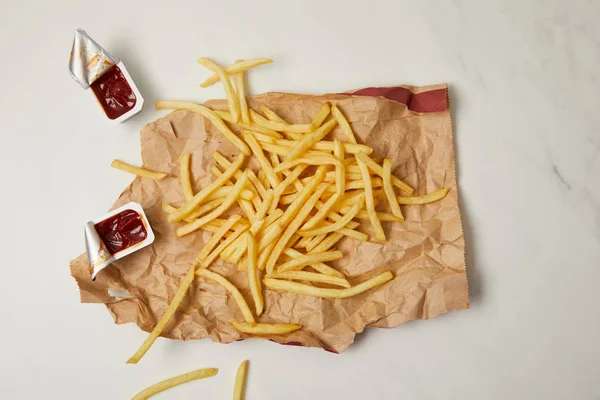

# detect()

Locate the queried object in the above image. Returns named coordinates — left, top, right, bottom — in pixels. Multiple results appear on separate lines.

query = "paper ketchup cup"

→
left=69, top=29, right=144, bottom=123
left=84, top=202, right=154, bottom=280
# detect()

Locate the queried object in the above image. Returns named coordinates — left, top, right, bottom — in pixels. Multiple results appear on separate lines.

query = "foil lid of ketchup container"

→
left=69, top=29, right=144, bottom=123
left=84, top=202, right=154, bottom=280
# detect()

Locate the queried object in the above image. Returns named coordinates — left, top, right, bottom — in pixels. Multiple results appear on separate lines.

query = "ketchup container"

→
left=84, top=202, right=155, bottom=279
left=69, top=29, right=144, bottom=122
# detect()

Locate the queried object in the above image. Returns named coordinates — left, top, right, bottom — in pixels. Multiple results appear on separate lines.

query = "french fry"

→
left=201, top=225, right=248, bottom=268
left=266, top=184, right=328, bottom=274
left=246, top=232, right=263, bottom=316
left=242, top=129, right=276, bottom=144
left=111, top=160, right=167, bottom=180
left=286, top=119, right=337, bottom=160
left=258, top=169, right=268, bottom=189
left=343, top=209, right=402, bottom=222
left=238, top=223, right=283, bottom=271
left=156, top=101, right=250, bottom=156
left=299, top=198, right=364, bottom=237
left=277, top=166, right=327, bottom=228
left=281, top=248, right=344, bottom=277
left=357, top=157, right=386, bottom=242
left=196, top=215, right=241, bottom=262
left=295, top=236, right=313, bottom=249
left=176, top=172, right=248, bottom=236
left=268, top=271, right=350, bottom=288
left=334, top=139, right=345, bottom=195
left=382, top=158, right=404, bottom=219
left=301, top=193, right=340, bottom=231
left=264, top=271, right=393, bottom=299
left=331, top=104, right=357, bottom=144
left=274, top=155, right=341, bottom=172
left=260, top=105, right=287, bottom=123
left=257, top=240, right=277, bottom=271
left=195, top=268, right=255, bottom=322
left=355, top=152, right=413, bottom=195
left=127, top=265, right=195, bottom=364
left=231, top=321, right=301, bottom=335
left=251, top=109, right=313, bottom=133
left=255, top=190, right=274, bottom=220
left=311, top=102, right=331, bottom=128
left=200, top=58, right=272, bottom=88
left=303, top=234, right=326, bottom=252
left=269, top=151, right=282, bottom=182
left=162, top=203, right=250, bottom=231
left=246, top=169, right=268, bottom=200
left=398, top=187, right=450, bottom=204
left=131, top=368, right=218, bottom=400
left=197, top=57, right=241, bottom=123
left=242, top=133, right=281, bottom=188
left=233, top=60, right=250, bottom=125
left=179, top=153, right=194, bottom=200
left=274, top=139, right=372, bottom=155
left=308, top=221, right=360, bottom=253
left=277, top=250, right=343, bottom=273
left=233, top=360, right=248, bottom=400
left=256, top=142, right=331, bottom=158
left=217, top=109, right=282, bottom=138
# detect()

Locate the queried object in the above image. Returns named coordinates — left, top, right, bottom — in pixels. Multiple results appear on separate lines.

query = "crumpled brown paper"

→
left=70, top=85, right=469, bottom=353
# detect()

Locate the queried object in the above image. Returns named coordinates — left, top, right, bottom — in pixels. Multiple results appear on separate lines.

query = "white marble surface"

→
left=1, top=0, right=599, bottom=399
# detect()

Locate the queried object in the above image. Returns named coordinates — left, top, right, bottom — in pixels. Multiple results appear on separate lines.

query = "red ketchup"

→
left=90, top=65, right=137, bottom=120
left=94, top=209, right=148, bottom=254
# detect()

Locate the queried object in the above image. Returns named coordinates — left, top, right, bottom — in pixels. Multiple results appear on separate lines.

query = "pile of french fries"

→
left=120, top=57, right=449, bottom=365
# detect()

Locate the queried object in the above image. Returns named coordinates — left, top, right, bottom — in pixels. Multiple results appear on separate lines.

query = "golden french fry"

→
left=308, top=221, right=360, bottom=253
left=356, top=157, right=386, bottom=242
left=311, top=102, right=331, bottom=128
left=343, top=209, right=402, bottom=222
left=268, top=270, right=350, bottom=288
left=277, top=250, right=343, bottom=273
left=202, top=225, right=248, bottom=268
left=111, top=159, right=167, bottom=180
left=246, top=169, right=268, bottom=200
left=301, top=193, right=340, bottom=231
left=231, top=321, right=301, bottom=335
left=398, top=188, right=450, bottom=204
left=127, top=265, right=195, bottom=364
left=281, top=248, right=344, bottom=277
left=196, top=215, right=241, bottom=262
left=233, top=61, right=250, bottom=125
left=260, top=105, right=287, bottom=123
left=255, top=190, right=274, bottom=220
left=197, top=57, right=241, bottom=123
left=251, top=109, right=313, bottom=133
left=200, top=58, right=272, bottom=88
left=131, top=368, right=218, bottom=400
left=156, top=101, right=250, bottom=156
left=269, top=151, right=282, bottom=181
left=264, top=271, right=393, bottom=299
left=274, top=155, right=341, bottom=173
left=354, top=152, right=413, bottom=194
left=162, top=203, right=249, bottom=231
left=246, top=232, right=263, bottom=316
left=277, top=166, right=327, bottom=228
left=176, top=172, right=248, bottom=236
left=184, top=198, right=224, bottom=221
left=257, top=142, right=331, bottom=157
left=179, top=153, right=194, bottom=200
left=295, top=236, right=313, bottom=249
left=274, top=138, right=372, bottom=155
left=286, top=119, right=337, bottom=160
left=334, top=139, right=345, bottom=195
left=299, top=197, right=364, bottom=237
left=331, top=104, right=358, bottom=144
left=233, top=360, right=248, bottom=400
left=266, top=184, right=328, bottom=274
left=242, top=129, right=276, bottom=144
left=238, top=222, right=284, bottom=271
left=196, top=268, right=255, bottom=322
left=242, top=133, right=281, bottom=188
left=257, top=240, right=277, bottom=271
left=381, top=158, right=405, bottom=221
